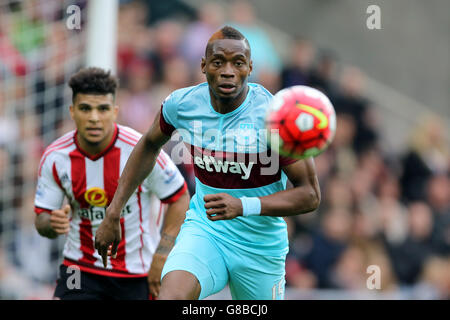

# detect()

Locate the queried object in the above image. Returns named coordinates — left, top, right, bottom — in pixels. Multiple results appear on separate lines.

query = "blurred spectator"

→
left=330, top=240, right=397, bottom=291
left=333, top=67, right=379, bottom=154
left=117, top=58, right=157, bottom=133
left=0, top=147, right=10, bottom=234
left=281, top=38, right=315, bottom=88
left=146, top=20, right=184, bottom=82
left=143, top=0, right=196, bottom=25
left=299, top=208, right=353, bottom=288
left=34, top=22, right=73, bottom=142
left=308, top=50, right=338, bottom=98
left=180, top=2, right=225, bottom=66
left=374, top=174, right=409, bottom=245
left=117, top=0, right=154, bottom=85
left=7, top=0, right=46, bottom=55
left=323, top=175, right=354, bottom=210
left=384, top=202, right=437, bottom=285
left=9, top=191, right=59, bottom=285
left=400, top=114, right=449, bottom=202
left=151, top=56, right=192, bottom=105
left=285, top=216, right=318, bottom=289
left=331, top=113, right=358, bottom=177
left=17, top=111, right=43, bottom=183
left=228, top=0, right=282, bottom=81
left=427, top=174, right=450, bottom=255
left=417, top=256, right=450, bottom=299
left=0, top=89, right=20, bottom=147
left=330, top=242, right=367, bottom=290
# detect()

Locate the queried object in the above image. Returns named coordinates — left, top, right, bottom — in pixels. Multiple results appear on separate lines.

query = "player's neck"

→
left=210, top=85, right=249, bottom=114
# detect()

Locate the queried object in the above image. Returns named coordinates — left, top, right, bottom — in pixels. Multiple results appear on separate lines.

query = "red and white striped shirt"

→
left=34, top=124, right=187, bottom=277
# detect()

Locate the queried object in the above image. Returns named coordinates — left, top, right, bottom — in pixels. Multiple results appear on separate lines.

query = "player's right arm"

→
left=95, top=110, right=171, bottom=266
left=35, top=205, right=70, bottom=239
left=34, top=152, right=69, bottom=239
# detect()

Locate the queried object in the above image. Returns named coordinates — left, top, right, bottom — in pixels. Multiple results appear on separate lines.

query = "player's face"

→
left=202, top=39, right=252, bottom=101
left=70, top=93, right=118, bottom=149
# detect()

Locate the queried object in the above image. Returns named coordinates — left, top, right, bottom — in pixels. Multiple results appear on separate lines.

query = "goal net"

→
left=0, top=0, right=87, bottom=299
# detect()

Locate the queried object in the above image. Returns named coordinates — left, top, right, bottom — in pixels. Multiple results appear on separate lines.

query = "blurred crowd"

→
left=0, top=0, right=449, bottom=299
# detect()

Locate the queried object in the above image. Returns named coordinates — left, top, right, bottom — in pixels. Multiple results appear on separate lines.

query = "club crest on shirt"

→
left=84, top=187, right=108, bottom=207
left=235, top=123, right=257, bottom=152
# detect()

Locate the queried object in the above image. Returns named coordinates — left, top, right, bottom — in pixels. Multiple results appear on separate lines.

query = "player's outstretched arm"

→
left=147, top=190, right=190, bottom=297
left=205, top=158, right=320, bottom=221
left=95, top=111, right=170, bottom=267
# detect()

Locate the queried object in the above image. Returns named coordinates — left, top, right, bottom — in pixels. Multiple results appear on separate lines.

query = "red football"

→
left=265, top=85, right=336, bottom=159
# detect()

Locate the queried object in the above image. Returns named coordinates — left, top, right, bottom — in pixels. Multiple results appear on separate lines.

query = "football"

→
left=265, top=85, right=336, bottom=159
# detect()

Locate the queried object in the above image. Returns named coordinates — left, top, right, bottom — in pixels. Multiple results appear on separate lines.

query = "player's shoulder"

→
left=249, top=82, right=273, bottom=100
left=38, top=130, right=76, bottom=175
left=117, top=124, right=143, bottom=139
left=116, top=124, right=143, bottom=149
left=42, top=130, right=76, bottom=157
left=164, top=82, right=209, bottom=105
left=248, top=83, right=273, bottom=112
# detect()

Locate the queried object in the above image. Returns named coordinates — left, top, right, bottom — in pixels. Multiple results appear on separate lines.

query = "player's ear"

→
left=201, top=57, right=206, bottom=74
left=249, top=59, right=253, bottom=77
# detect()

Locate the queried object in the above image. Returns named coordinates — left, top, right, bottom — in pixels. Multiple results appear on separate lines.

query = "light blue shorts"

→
left=161, top=220, right=286, bottom=300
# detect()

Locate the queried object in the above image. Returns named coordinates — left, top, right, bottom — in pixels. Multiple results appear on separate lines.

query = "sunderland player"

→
left=95, top=27, right=320, bottom=300
left=34, top=68, right=189, bottom=300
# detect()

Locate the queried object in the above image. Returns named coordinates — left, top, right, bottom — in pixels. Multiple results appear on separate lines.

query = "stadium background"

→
left=0, top=0, right=449, bottom=299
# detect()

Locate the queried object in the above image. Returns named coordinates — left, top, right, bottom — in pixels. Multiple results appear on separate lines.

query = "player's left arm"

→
left=205, top=158, right=320, bottom=220
left=260, top=157, right=321, bottom=216
left=147, top=190, right=190, bottom=297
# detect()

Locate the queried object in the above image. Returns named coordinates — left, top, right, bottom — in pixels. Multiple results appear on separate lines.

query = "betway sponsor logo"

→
left=194, top=155, right=254, bottom=180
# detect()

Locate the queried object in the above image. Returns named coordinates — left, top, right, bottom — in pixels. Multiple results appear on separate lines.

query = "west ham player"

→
left=95, top=27, right=320, bottom=300
left=34, top=68, right=189, bottom=300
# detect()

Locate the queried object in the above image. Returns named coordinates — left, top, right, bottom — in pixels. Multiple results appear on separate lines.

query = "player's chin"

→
left=215, top=86, right=241, bottom=99
left=83, top=134, right=104, bottom=145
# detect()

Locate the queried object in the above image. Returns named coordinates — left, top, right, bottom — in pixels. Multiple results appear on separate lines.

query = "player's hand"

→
left=94, top=211, right=121, bottom=268
left=50, top=204, right=71, bottom=235
left=147, top=253, right=166, bottom=298
left=204, top=193, right=243, bottom=221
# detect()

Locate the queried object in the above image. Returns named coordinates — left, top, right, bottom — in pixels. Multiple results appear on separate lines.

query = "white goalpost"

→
left=85, top=0, right=118, bottom=74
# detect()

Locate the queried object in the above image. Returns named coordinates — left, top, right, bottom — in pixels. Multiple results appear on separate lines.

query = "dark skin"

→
left=94, top=38, right=321, bottom=300
left=201, top=38, right=252, bottom=114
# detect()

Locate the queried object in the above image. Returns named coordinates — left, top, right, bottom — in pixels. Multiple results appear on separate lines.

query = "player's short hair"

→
left=68, top=67, right=118, bottom=102
left=205, top=25, right=251, bottom=57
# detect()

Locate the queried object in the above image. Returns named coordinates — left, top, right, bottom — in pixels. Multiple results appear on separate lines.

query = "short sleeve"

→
left=280, top=155, right=299, bottom=167
left=160, top=93, right=177, bottom=136
left=34, top=156, right=65, bottom=213
left=141, top=150, right=187, bottom=203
